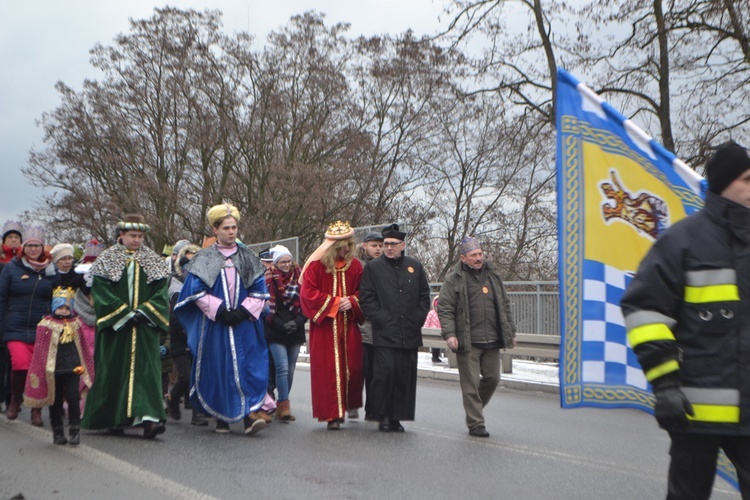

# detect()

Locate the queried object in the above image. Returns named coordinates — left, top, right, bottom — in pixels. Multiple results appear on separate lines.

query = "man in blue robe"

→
left=175, top=203, right=269, bottom=435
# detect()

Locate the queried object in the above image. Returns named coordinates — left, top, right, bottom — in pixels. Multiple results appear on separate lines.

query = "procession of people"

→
left=0, top=204, right=521, bottom=446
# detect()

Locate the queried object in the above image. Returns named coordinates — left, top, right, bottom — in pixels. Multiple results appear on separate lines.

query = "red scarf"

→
left=266, top=264, right=302, bottom=323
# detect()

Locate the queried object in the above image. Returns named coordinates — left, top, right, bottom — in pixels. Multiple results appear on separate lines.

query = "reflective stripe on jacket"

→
left=621, top=192, right=750, bottom=434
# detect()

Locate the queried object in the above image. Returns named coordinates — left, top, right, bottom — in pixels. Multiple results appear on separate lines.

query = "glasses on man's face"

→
left=383, top=242, right=402, bottom=248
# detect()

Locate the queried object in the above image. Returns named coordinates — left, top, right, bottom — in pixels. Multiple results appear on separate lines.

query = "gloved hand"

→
left=159, top=345, right=168, bottom=358
left=654, top=386, right=694, bottom=430
left=130, top=312, right=150, bottom=326
left=216, top=307, right=235, bottom=325
left=229, top=308, right=250, bottom=326
left=283, top=320, right=297, bottom=335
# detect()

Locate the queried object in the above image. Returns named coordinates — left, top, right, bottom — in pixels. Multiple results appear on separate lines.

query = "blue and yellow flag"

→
left=556, top=69, right=739, bottom=489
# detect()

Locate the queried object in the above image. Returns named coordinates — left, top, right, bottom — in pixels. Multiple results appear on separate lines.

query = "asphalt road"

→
left=1, top=365, right=741, bottom=500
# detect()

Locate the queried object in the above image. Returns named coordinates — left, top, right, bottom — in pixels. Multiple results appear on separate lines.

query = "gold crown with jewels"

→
left=325, top=220, right=354, bottom=240
left=52, top=286, right=76, bottom=301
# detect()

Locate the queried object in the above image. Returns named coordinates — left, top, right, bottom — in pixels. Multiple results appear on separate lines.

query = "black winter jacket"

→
left=360, top=254, right=430, bottom=349
left=0, top=258, right=58, bottom=344
left=621, top=192, right=750, bottom=435
left=265, top=303, right=307, bottom=346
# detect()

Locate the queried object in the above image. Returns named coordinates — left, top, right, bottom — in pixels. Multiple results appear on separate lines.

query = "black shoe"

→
left=53, top=427, right=68, bottom=445
left=243, top=416, right=265, bottom=436
left=166, top=394, right=181, bottom=420
left=378, top=417, right=392, bottom=432
left=215, top=420, right=230, bottom=433
left=68, top=426, right=80, bottom=446
left=142, top=421, right=166, bottom=439
left=191, top=412, right=209, bottom=426
left=392, top=420, right=405, bottom=433
left=469, top=425, right=490, bottom=437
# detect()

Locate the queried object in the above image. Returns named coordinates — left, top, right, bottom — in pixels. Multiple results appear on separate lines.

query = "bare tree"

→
left=24, top=8, right=250, bottom=249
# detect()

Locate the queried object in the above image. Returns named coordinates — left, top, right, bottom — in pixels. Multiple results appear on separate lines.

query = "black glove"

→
left=229, top=308, right=250, bottom=325
left=283, top=320, right=297, bottom=335
left=130, top=312, right=150, bottom=326
left=216, top=307, right=235, bottom=325
left=654, top=386, right=694, bottom=430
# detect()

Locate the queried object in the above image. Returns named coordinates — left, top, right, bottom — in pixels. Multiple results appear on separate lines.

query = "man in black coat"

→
left=360, top=224, right=430, bottom=432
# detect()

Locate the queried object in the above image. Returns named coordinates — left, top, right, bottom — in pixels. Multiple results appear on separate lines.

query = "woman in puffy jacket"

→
left=0, top=227, right=57, bottom=425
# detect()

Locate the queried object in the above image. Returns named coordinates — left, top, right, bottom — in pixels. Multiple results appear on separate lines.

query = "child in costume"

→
left=24, top=287, right=95, bottom=445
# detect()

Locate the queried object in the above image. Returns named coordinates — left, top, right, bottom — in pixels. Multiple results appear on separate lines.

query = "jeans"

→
left=268, top=343, right=301, bottom=402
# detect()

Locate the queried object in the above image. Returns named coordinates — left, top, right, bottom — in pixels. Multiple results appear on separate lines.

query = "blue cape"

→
left=175, top=269, right=269, bottom=422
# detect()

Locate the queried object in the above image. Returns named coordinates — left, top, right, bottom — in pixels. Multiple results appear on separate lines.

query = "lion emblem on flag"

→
left=600, top=170, right=669, bottom=239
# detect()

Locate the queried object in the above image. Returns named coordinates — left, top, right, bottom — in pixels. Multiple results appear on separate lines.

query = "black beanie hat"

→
left=706, top=141, right=750, bottom=194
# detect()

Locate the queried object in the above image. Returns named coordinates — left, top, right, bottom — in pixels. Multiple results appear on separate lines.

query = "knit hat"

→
left=51, top=286, right=75, bottom=313
left=2, top=220, right=23, bottom=243
left=459, top=236, right=481, bottom=255
left=270, top=244, right=293, bottom=264
left=22, top=226, right=45, bottom=247
left=363, top=231, right=383, bottom=243
left=51, top=243, right=75, bottom=264
left=207, top=202, right=240, bottom=227
left=118, top=214, right=150, bottom=233
left=706, top=141, right=750, bottom=194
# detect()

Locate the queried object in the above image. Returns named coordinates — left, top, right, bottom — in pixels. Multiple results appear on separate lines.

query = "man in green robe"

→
left=82, top=214, right=170, bottom=439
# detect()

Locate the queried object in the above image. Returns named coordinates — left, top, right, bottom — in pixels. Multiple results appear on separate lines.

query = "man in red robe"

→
left=300, top=221, right=364, bottom=430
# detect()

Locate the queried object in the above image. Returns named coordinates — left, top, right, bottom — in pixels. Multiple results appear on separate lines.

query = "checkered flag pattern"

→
left=581, top=260, right=648, bottom=391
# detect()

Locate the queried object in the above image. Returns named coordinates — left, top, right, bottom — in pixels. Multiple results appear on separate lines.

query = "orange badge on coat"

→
left=482, top=286, right=489, bottom=294
left=407, top=267, right=414, bottom=273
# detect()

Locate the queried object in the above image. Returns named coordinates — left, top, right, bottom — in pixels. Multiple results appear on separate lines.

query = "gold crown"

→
left=326, top=220, right=353, bottom=236
left=52, top=287, right=76, bottom=300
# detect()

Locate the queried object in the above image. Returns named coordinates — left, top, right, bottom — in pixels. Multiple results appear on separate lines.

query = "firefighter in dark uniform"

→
left=621, top=141, right=750, bottom=498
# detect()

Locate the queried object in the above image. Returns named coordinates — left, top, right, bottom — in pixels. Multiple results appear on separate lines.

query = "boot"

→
left=53, top=426, right=68, bottom=445
left=30, top=408, right=44, bottom=427
left=68, top=425, right=80, bottom=446
left=6, top=370, right=26, bottom=420
left=276, top=400, right=296, bottom=422
left=5, top=394, right=21, bottom=420
left=250, top=410, right=273, bottom=424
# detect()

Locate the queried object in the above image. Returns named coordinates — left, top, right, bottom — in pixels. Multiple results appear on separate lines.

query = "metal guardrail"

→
left=429, top=281, right=560, bottom=336
left=501, top=333, right=560, bottom=374
left=421, top=328, right=560, bottom=374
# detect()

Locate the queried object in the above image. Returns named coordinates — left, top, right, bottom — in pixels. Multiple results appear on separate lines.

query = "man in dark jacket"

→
left=439, top=237, right=516, bottom=438
left=360, top=224, right=430, bottom=432
left=356, top=231, right=383, bottom=421
left=621, top=141, right=750, bottom=498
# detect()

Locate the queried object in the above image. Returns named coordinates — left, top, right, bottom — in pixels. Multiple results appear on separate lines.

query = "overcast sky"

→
left=0, top=0, right=448, bottom=230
